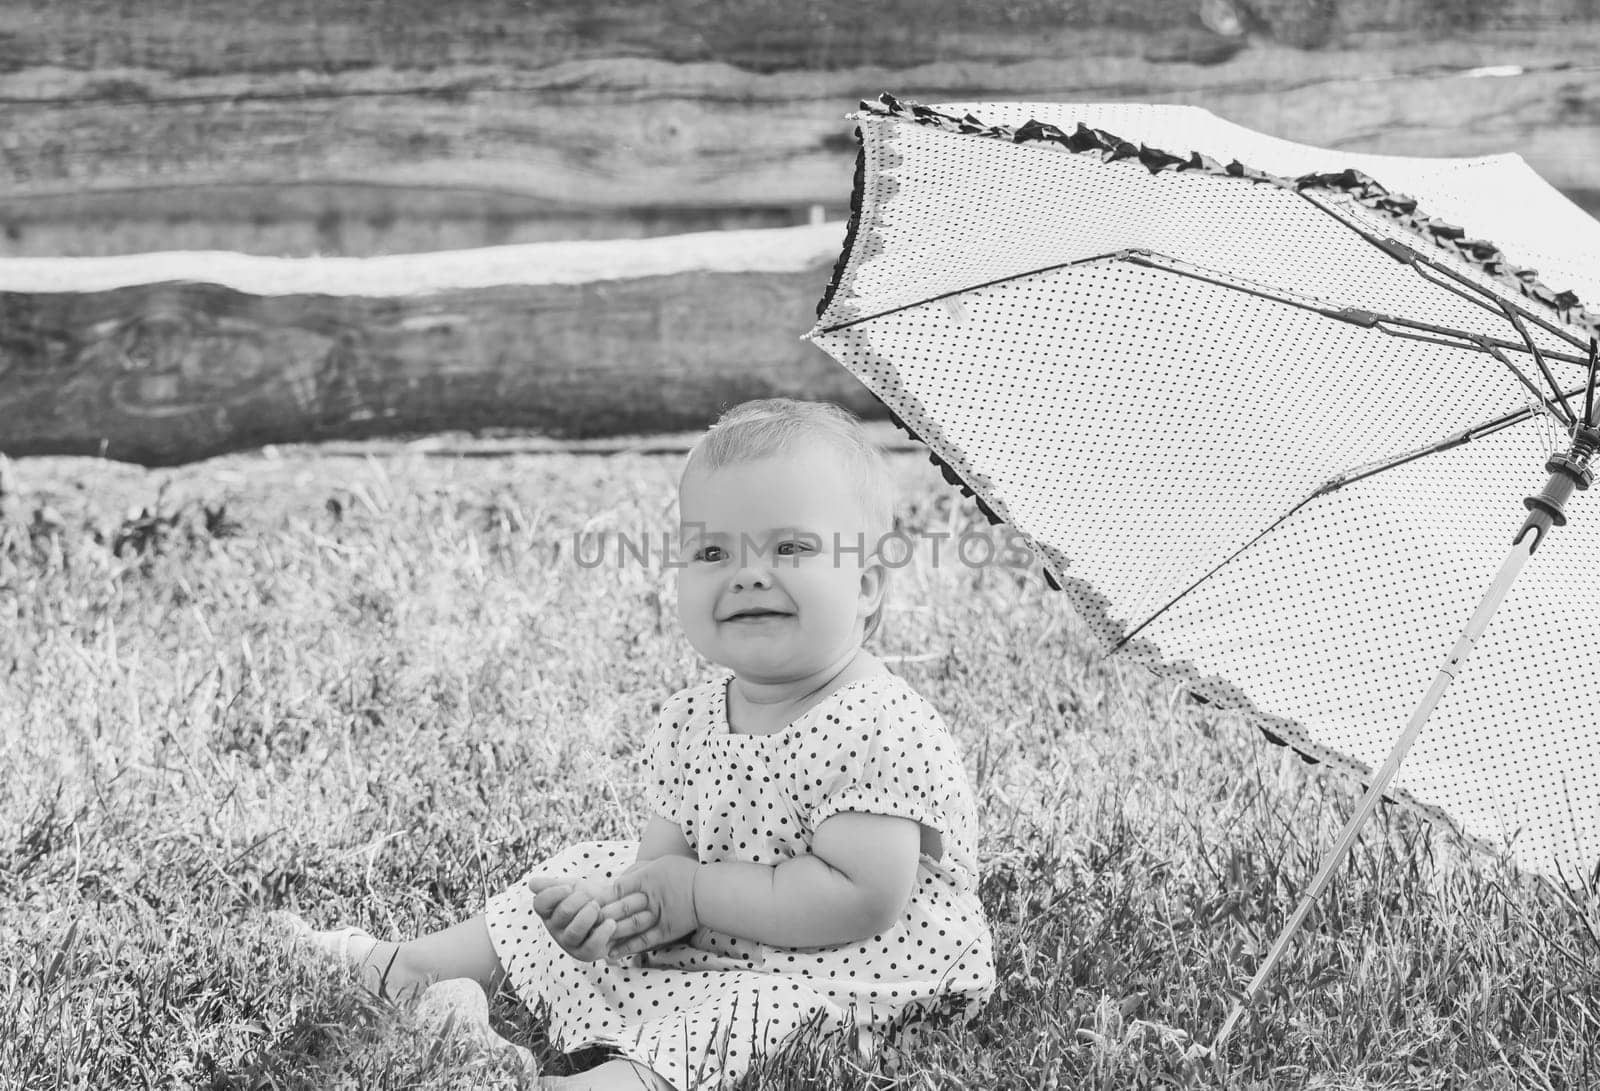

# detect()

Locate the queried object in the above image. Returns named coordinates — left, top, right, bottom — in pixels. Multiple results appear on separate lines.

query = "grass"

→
left=2, top=442, right=1599, bottom=1089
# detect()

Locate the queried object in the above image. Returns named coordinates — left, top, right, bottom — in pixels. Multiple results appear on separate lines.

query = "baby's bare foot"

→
left=414, top=977, right=538, bottom=1072
left=270, top=911, right=425, bottom=999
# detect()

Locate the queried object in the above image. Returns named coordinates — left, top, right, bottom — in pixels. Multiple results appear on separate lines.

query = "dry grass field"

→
left=3, top=443, right=1598, bottom=1088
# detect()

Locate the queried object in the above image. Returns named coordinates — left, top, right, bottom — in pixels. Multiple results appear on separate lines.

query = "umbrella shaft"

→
left=1212, top=526, right=1539, bottom=1051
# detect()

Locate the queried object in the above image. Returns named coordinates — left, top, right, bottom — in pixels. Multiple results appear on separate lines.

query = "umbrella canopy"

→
left=809, top=95, right=1600, bottom=889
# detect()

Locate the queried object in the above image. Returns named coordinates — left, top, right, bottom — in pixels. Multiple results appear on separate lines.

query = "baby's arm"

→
left=607, top=811, right=921, bottom=954
left=632, top=814, right=697, bottom=866
left=702, top=812, right=921, bottom=945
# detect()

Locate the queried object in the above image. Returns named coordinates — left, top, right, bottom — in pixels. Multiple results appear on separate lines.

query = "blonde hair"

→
left=683, top=398, right=894, bottom=640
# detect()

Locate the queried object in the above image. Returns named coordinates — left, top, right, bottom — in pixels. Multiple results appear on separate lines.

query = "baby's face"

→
left=676, top=445, right=883, bottom=686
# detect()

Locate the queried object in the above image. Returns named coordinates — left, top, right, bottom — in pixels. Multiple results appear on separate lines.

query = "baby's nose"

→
left=731, top=561, right=773, bottom=590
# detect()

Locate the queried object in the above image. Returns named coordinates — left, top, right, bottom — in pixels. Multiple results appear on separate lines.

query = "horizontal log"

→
left=4, top=27, right=1600, bottom=256
left=9, top=0, right=1550, bottom=75
left=0, top=225, right=879, bottom=465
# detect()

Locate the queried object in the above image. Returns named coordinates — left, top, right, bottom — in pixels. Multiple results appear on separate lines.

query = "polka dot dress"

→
left=485, top=673, right=995, bottom=1089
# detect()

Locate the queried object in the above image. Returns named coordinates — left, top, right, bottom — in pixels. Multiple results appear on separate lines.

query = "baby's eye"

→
left=775, top=539, right=816, bottom=557
left=694, top=544, right=727, bottom=563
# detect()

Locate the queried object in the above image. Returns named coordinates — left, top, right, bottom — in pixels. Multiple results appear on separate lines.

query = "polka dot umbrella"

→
left=806, top=93, right=1600, bottom=1048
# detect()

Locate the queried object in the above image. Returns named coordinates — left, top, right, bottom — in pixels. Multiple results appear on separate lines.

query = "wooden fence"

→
left=3, top=2, right=1599, bottom=462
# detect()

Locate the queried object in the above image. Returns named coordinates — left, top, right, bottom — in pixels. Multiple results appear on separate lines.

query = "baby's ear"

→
left=857, top=557, right=889, bottom=615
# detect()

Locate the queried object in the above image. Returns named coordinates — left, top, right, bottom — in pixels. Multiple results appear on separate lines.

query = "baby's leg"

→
left=383, top=914, right=506, bottom=998
left=283, top=912, right=503, bottom=1001
left=542, top=1059, right=674, bottom=1090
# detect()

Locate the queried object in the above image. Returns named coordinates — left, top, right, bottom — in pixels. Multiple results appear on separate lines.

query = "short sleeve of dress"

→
left=643, top=690, right=690, bottom=824
left=802, top=681, right=978, bottom=876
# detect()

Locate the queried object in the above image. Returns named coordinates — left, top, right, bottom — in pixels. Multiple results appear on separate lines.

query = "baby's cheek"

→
left=674, top=575, right=703, bottom=623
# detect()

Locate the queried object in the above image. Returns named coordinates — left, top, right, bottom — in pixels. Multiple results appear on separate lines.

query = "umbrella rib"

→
left=1402, top=258, right=1594, bottom=406
left=1299, top=188, right=1591, bottom=421
left=812, top=254, right=1127, bottom=333
left=1302, top=190, right=1591, bottom=356
left=1109, top=497, right=1316, bottom=656
left=1126, top=252, right=1590, bottom=366
left=1405, top=244, right=1591, bottom=354
left=1357, top=318, right=1587, bottom=368
left=1110, top=401, right=1549, bottom=655
left=1120, top=251, right=1361, bottom=321
left=1311, top=404, right=1563, bottom=490
left=1404, top=253, right=1527, bottom=319
left=822, top=248, right=1592, bottom=373
left=1587, top=338, right=1600, bottom=427
left=1373, top=324, right=1578, bottom=424
left=1496, top=301, right=1578, bottom=425
left=821, top=245, right=1586, bottom=441
left=1476, top=335, right=1577, bottom=429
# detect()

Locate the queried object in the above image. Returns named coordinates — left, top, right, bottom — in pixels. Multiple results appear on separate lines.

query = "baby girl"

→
left=286, top=398, right=994, bottom=1089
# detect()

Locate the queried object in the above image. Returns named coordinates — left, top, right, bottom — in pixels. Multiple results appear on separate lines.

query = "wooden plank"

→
left=5, top=0, right=1585, bottom=74
left=10, top=41, right=1600, bottom=200
left=4, top=26, right=1600, bottom=255
left=0, top=226, right=875, bottom=465
left=6, top=3, right=1600, bottom=464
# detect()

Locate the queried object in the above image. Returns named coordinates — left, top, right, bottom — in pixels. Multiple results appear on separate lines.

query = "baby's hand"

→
left=603, top=857, right=700, bottom=959
left=526, top=874, right=621, bottom=962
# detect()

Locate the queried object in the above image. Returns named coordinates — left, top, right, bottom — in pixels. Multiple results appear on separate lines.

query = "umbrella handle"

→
left=1211, top=516, right=1544, bottom=1052
left=1213, top=426, right=1600, bottom=1052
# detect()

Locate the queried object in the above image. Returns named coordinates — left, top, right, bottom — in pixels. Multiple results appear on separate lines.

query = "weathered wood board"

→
left=0, top=225, right=873, bottom=465
left=4, top=6, right=1600, bottom=255
left=6, top=1, right=1600, bottom=464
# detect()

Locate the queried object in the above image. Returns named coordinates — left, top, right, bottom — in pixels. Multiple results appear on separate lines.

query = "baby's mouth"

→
left=722, top=608, right=791, bottom=622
